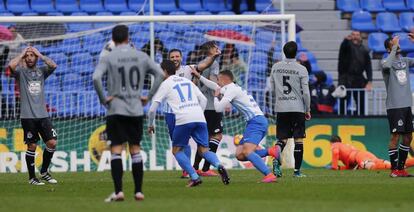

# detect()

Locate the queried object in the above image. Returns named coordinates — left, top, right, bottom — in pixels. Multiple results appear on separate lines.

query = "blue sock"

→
left=174, top=151, right=198, bottom=180
left=246, top=152, right=270, bottom=176
left=201, top=151, right=220, bottom=168
left=184, top=145, right=192, bottom=160
left=255, top=149, right=268, bottom=157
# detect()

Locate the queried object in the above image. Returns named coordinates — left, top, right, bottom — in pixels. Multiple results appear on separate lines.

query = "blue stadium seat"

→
left=79, top=0, right=105, bottom=13
left=120, top=11, right=136, bottom=15
left=68, top=12, right=93, bottom=32
left=0, top=12, right=14, bottom=16
left=179, top=0, right=205, bottom=12
left=94, top=12, right=114, bottom=28
left=104, top=0, right=129, bottom=13
left=62, top=73, right=83, bottom=91
left=226, top=0, right=248, bottom=13
left=256, top=31, right=274, bottom=45
left=256, top=0, right=273, bottom=12
left=169, top=11, right=187, bottom=15
left=71, top=52, right=93, bottom=68
left=393, top=32, right=414, bottom=52
left=360, top=0, right=385, bottom=12
left=79, top=93, right=106, bottom=116
left=31, top=0, right=56, bottom=13
left=351, top=11, right=377, bottom=32
left=408, top=0, right=414, bottom=11
left=56, top=0, right=81, bottom=13
left=53, top=64, right=72, bottom=75
left=48, top=53, right=68, bottom=67
left=21, top=12, right=39, bottom=16
left=368, top=32, right=388, bottom=53
left=44, top=75, right=61, bottom=91
left=72, top=64, right=95, bottom=75
left=336, top=0, right=360, bottom=12
left=0, top=0, right=7, bottom=12
left=6, top=0, right=32, bottom=13
left=383, top=0, right=408, bottom=12
left=203, top=0, right=227, bottom=13
left=195, top=11, right=212, bottom=15
left=155, top=0, right=178, bottom=13
left=62, top=38, right=83, bottom=54
left=242, top=11, right=259, bottom=15
left=218, top=11, right=236, bottom=15
left=376, top=12, right=401, bottom=33
left=399, top=12, right=414, bottom=32
left=83, top=33, right=106, bottom=54
left=47, top=12, right=64, bottom=16
left=128, top=0, right=148, bottom=12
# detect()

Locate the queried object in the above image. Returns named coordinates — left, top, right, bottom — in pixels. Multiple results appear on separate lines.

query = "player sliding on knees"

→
left=191, top=69, right=279, bottom=183
left=8, top=46, right=58, bottom=185
left=147, top=60, right=230, bottom=187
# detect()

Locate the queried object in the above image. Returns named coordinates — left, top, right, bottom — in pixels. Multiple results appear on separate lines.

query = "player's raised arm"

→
left=30, top=46, right=57, bottom=70
left=8, top=46, right=30, bottom=71
left=190, top=67, right=220, bottom=90
left=93, top=56, right=110, bottom=106
left=382, top=36, right=399, bottom=71
left=195, top=41, right=221, bottom=72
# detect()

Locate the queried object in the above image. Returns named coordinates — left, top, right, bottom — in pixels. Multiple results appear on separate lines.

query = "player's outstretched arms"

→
left=382, top=36, right=399, bottom=70
left=190, top=67, right=220, bottom=90
left=8, top=46, right=30, bottom=71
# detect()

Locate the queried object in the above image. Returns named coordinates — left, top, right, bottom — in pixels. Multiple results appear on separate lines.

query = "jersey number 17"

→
left=173, top=83, right=193, bottom=102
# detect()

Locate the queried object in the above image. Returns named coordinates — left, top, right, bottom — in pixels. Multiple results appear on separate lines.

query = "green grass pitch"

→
left=1, top=169, right=413, bottom=212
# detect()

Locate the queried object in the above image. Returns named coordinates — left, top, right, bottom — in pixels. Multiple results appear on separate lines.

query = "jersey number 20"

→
left=173, top=83, right=192, bottom=102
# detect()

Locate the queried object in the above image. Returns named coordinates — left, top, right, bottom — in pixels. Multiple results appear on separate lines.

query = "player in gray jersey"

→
left=8, top=46, right=58, bottom=186
left=382, top=36, right=414, bottom=177
left=269, top=41, right=311, bottom=178
left=191, top=41, right=224, bottom=176
left=93, top=25, right=164, bottom=202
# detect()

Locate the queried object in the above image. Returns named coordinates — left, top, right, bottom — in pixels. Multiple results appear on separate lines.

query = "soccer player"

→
left=147, top=60, right=230, bottom=187
left=270, top=41, right=311, bottom=177
left=8, top=46, right=58, bottom=185
left=93, top=25, right=164, bottom=202
left=165, top=48, right=220, bottom=178
left=192, top=41, right=224, bottom=177
left=191, top=69, right=279, bottom=183
left=382, top=36, right=414, bottom=177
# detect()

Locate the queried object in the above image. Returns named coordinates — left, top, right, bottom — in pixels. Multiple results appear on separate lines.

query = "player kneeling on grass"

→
left=147, top=60, right=230, bottom=187
left=191, top=69, right=279, bottom=183
left=8, top=46, right=58, bottom=185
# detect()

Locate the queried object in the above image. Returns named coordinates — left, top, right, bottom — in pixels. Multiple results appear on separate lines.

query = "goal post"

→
left=0, top=14, right=296, bottom=173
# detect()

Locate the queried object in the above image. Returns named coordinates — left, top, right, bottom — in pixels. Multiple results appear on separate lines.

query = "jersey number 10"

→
left=118, top=66, right=140, bottom=91
left=173, top=83, right=193, bottom=102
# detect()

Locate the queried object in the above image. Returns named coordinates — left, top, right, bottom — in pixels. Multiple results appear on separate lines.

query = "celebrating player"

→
left=93, top=25, right=164, bottom=202
left=192, top=41, right=224, bottom=177
left=8, top=46, right=58, bottom=185
left=382, top=36, right=414, bottom=177
left=192, top=69, right=279, bottom=183
left=147, top=60, right=230, bottom=187
left=165, top=48, right=220, bottom=178
left=270, top=41, right=311, bottom=177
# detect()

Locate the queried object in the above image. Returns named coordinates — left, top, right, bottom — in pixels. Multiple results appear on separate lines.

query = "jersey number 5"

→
left=283, top=76, right=292, bottom=95
left=118, top=66, right=140, bottom=90
left=173, top=83, right=192, bottom=102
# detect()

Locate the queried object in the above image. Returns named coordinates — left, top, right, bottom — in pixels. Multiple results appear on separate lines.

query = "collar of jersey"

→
left=284, top=58, right=296, bottom=62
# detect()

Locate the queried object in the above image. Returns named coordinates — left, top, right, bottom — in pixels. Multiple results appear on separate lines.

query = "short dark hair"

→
left=384, top=37, right=392, bottom=51
left=112, top=25, right=129, bottom=43
left=161, top=60, right=176, bottom=75
left=201, top=41, right=217, bottom=53
left=168, top=48, right=182, bottom=57
left=283, top=41, right=298, bottom=59
left=219, top=70, right=234, bottom=81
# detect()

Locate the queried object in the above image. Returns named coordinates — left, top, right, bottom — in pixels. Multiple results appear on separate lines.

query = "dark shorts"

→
left=106, top=115, right=143, bottom=146
left=386, top=107, right=413, bottom=134
left=276, top=112, right=306, bottom=140
left=204, top=110, right=223, bottom=135
left=21, top=118, right=57, bottom=144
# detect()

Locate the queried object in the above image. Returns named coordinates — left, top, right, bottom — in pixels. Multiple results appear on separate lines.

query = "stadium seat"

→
left=360, top=0, right=385, bottom=12
left=376, top=12, right=401, bottom=33
left=408, top=0, right=414, bottom=10
left=393, top=32, right=414, bottom=52
left=218, top=11, right=236, bottom=15
left=47, top=12, right=64, bottom=16
left=31, top=0, right=57, bottom=13
left=62, top=73, right=83, bottom=91
left=368, top=32, right=388, bottom=53
left=203, top=0, right=227, bottom=13
left=104, top=0, right=129, bottom=13
left=62, top=38, right=83, bottom=54
left=336, top=0, right=360, bottom=12
left=154, top=0, right=178, bottom=13
left=256, top=0, right=273, bottom=12
left=351, top=11, right=377, bottom=32
left=194, top=11, right=212, bottom=15
left=48, top=53, right=68, bottom=67
left=6, top=0, right=32, bottom=13
left=128, top=0, right=148, bottom=12
left=44, top=75, right=61, bottom=91
left=71, top=52, right=94, bottom=68
left=0, top=0, right=7, bottom=12
left=94, top=12, right=114, bottom=28
left=21, top=12, right=39, bottom=16
left=399, top=12, right=414, bottom=32
left=68, top=12, right=93, bottom=32
left=72, top=64, right=95, bottom=75
left=179, top=0, right=205, bottom=12
left=242, top=11, right=259, bottom=15
left=120, top=11, right=136, bottom=15
left=383, top=0, right=408, bottom=12
left=55, top=0, right=81, bottom=13
left=79, top=0, right=106, bottom=13
left=83, top=33, right=106, bottom=54
left=168, top=11, right=187, bottom=15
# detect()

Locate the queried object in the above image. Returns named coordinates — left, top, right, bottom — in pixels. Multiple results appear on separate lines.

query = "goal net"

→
left=0, top=14, right=296, bottom=173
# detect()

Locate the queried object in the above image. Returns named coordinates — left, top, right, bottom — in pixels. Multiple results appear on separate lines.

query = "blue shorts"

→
left=172, top=122, right=209, bottom=148
left=165, top=113, right=175, bottom=139
left=240, top=115, right=268, bottom=145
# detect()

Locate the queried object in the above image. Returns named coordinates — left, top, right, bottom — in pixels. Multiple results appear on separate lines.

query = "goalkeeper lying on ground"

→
left=329, top=135, right=414, bottom=170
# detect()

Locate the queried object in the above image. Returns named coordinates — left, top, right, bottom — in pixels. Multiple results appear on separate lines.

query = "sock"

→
left=201, top=151, right=220, bottom=168
left=246, top=152, right=270, bottom=176
left=183, top=145, right=192, bottom=161
left=26, top=150, right=36, bottom=179
left=397, top=144, right=410, bottom=170
left=193, top=152, right=203, bottom=170
left=255, top=149, right=269, bottom=157
left=175, top=151, right=198, bottom=180
left=202, top=138, right=220, bottom=171
left=388, top=148, right=398, bottom=170
left=277, top=140, right=286, bottom=152
left=110, top=154, right=123, bottom=194
left=294, top=142, right=304, bottom=171
left=131, top=153, right=144, bottom=194
left=41, top=147, right=55, bottom=174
